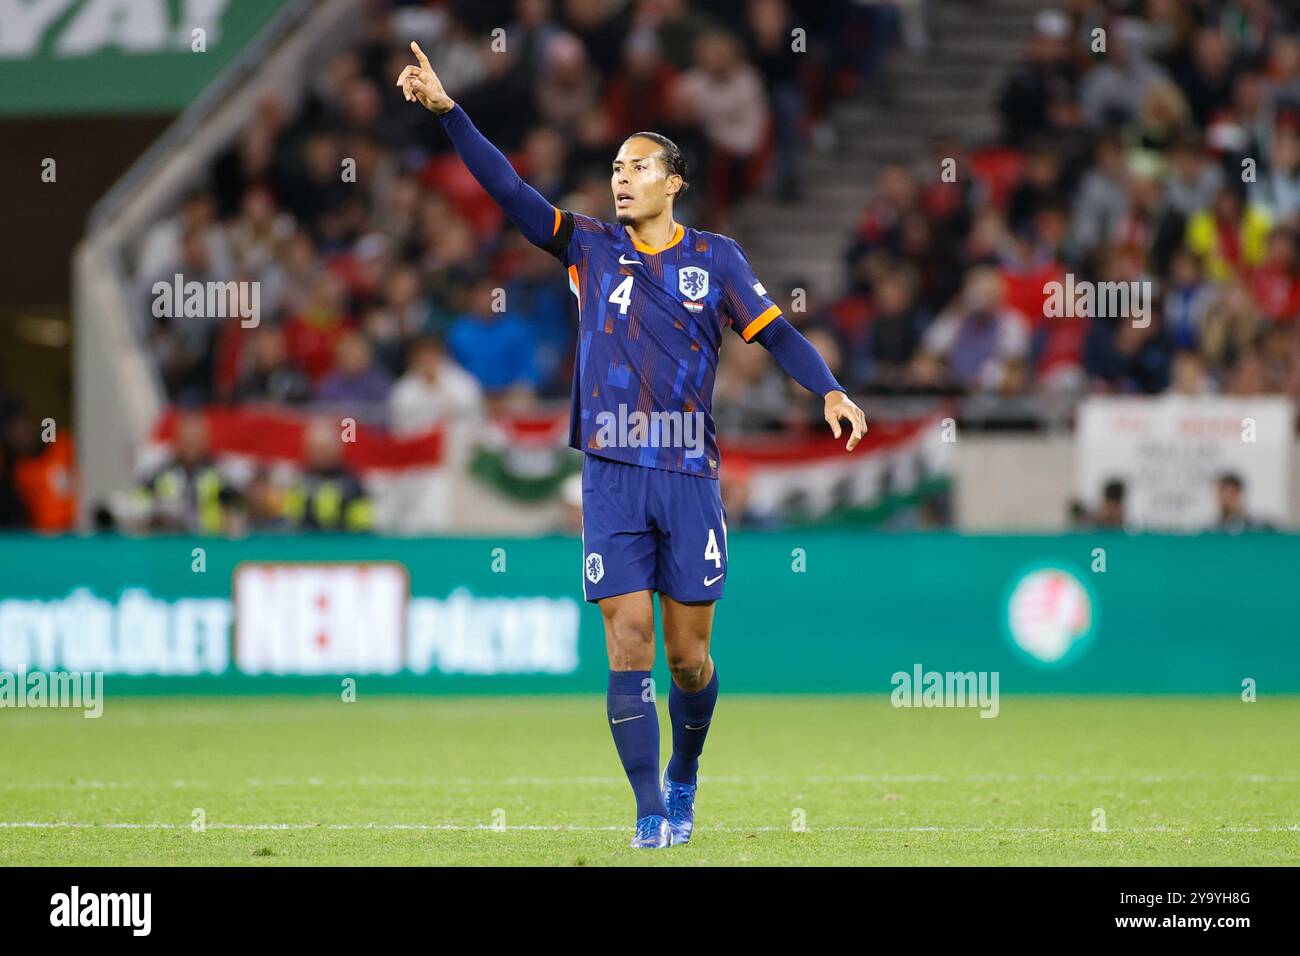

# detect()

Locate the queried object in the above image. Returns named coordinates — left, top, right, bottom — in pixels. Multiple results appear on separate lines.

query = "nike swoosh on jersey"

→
left=703, top=574, right=724, bottom=586
left=618, top=254, right=642, bottom=265
left=611, top=714, right=646, bottom=724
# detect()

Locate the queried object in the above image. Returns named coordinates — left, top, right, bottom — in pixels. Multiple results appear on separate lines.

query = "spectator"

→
left=285, top=270, right=355, bottom=384
left=649, top=0, right=723, bottom=72
left=998, top=10, right=1076, bottom=146
left=1094, top=478, right=1127, bottom=531
left=1261, top=322, right=1300, bottom=393
left=505, top=0, right=566, bottom=85
left=1215, top=472, right=1271, bottom=532
left=536, top=32, right=601, bottom=133
left=1164, top=133, right=1224, bottom=220
left=389, top=335, right=484, bottom=438
left=1224, top=345, right=1270, bottom=395
left=3, top=414, right=76, bottom=532
left=1251, top=124, right=1300, bottom=225
left=1169, top=349, right=1212, bottom=395
left=144, top=229, right=228, bottom=403
left=1184, top=186, right=1272, bottom=281
left=137, top=190, right=232, bottom=283
left=265, top=229, right=322, bottom=320
left=380, top=263, right=436, bottom=340
left=227, top=185, right=295, bottom=283
left=1200, top=280, right=1264, bottom=375
left=1084, top=310, right=1174, bottom=395
left=564, top=0, right=632, bottom=78
left=447, top=277, right=541, bottom=404
left=603, top=28, right=679, bottom=136
left=316, top=332, right=394, bottom=405
left=277, top=131, right=350, bottom=235
left=674, top=30, right=770, bottom=221
left=1008, top=146, right=1066, bottom=233
left=1260, top=34, right=1300, bottom=142
left=1079, top=17, right=1166, bottom=130
left=744, top=0, right=805, bottom=201
left=1128, top=78, right=1193, bottom=153
left=914, top=268, right=1031, bottom=391
left=713, top=338, right=788, bottom=434
left=283, top=417, right=372, bottom=532
left=505, top=240, right=576, bottom=397
left=1175, top=27, right=1240, bottom=129
left=1249, top=226, right=1300, bottom=321
left=1114, top=161, right=1175, bottom=273
left=232, top=326, right=312, bottom=405
left=211, top=99, right=285, bottom=217
left=1164, top=247, right=1214, bottom=350
left=997, top=227, right=1064, bottom=329
left=520, top=126, right=573, bottom=201
left=851, top=165, right=920, bottom=261
left=219, top=467, right=288, bottom=535
left=130, top=411, right=231, bottom=534
left=1209, top=68, right=1271, bottom=174
left=1069, top=134, right=1131, bottom=261
left=859, top=266, right=927, bottom=389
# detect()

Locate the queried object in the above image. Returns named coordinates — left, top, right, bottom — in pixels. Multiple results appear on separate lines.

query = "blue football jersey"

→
left=543, top=209, right=782, bottom=479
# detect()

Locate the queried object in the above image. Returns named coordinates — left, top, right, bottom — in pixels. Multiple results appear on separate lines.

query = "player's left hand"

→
left=824, top=391, right=867, bottom=451
left=396, top=41, right=454, bottom=114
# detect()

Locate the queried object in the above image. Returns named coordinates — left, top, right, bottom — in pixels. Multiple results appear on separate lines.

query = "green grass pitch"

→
left=2, top=695, right=1297, bottom=865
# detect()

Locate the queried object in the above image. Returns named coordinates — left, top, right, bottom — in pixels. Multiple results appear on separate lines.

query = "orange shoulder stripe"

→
left=740, top=304, right=781, bottom=342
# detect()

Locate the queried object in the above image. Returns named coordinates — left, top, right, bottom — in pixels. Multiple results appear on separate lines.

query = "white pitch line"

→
left=3, top=773, right=1299, bottom=790
left=0, top=822, right=1296, bottom=834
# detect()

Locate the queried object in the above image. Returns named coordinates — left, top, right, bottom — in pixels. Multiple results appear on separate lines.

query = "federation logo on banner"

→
left=233, top=562, right=409, bottom=674
left=1004, top=566, right=1096, bottom=667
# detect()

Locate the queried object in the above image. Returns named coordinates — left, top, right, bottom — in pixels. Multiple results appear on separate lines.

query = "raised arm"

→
left=397, top=42, right=559, bottom=250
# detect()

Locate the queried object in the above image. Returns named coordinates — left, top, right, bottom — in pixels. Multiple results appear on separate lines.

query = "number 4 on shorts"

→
left=705, top=528, right=722, bottom=568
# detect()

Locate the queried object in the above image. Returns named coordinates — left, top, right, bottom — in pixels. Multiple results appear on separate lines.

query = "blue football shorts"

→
left=580, top=453, right=728, bottom=604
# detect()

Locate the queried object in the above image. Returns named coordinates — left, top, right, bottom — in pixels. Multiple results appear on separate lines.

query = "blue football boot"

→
left=630, top=813, right=673, bottom=848
left=662, top=778, right=697, bottom=844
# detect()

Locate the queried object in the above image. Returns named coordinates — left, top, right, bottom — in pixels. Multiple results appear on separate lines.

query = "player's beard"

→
left=615, top=212, right=637, bottom=225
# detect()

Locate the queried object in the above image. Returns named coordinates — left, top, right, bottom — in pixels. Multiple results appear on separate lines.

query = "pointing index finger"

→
left=411, top=41, right=430, bottom=69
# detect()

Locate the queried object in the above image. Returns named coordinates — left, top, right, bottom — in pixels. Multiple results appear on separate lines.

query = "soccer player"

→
left=398, top=42, right=866, bottom=848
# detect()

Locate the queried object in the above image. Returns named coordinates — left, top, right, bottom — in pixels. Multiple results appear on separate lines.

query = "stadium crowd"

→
left=808, top=0, right=1300, bottom=405
left=135, top=0, right=899, bottom=415
left=109, top=0, right=906, bottom=534
left=136, top=0, right=1300, bottom=427
left=76, top=0, right=1300, bottom=536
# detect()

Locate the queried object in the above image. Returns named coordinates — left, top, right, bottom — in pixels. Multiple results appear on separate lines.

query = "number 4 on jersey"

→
left=608, top=275, right=634, bottom=315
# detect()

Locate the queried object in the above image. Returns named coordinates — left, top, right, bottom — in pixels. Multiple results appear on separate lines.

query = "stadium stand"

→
left=36, top=0, right=1300, bottom=535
